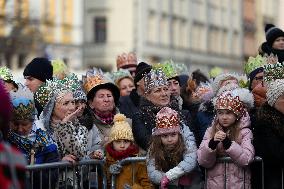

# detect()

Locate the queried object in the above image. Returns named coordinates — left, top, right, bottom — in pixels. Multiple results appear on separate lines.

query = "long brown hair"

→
left=149, top=133, right=186, bottom=172
left=211, top=119, right=241, bottom=144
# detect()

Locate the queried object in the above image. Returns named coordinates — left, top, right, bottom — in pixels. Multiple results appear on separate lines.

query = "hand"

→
left=90, top=150, right=103, bottom=160
left=123, top=184, right=132, bottom=189
left=109, top=163, right=122, bottom=174
left=62, top=154, right=77, bottom=164
left=160, top=175, right=170, bottom=189
left=62, top=107, right=83, bottom=123
left=214, top=131, right=226, bottom=142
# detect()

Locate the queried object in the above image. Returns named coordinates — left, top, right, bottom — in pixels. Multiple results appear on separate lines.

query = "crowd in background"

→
left=0, top=23, right=284, bottom=189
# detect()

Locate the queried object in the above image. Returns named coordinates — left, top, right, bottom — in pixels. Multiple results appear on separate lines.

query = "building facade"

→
left=255, top=0, right=280, bottom=48
left=243, top=0, right=257, bottom=60
left=0, top=0, right=83, bottom=70
left=83, top=0, right=243, bottom=73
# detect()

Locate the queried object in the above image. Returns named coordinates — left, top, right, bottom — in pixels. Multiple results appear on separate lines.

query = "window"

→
left=94, top=17, right=107, bottom=43
left=160, top=16, right=169, bottom=46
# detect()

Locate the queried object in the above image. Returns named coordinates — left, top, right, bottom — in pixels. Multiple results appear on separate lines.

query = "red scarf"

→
left=94, top=110, right=115, bottom=125
left=106, top=143, right=139, bottom=161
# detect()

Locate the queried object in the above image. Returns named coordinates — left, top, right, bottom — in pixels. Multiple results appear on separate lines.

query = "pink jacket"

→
left=197, top=115, right=255, bottom=189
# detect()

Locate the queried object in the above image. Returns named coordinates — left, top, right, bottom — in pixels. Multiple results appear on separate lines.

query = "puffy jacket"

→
left=197, top=114, right=254, bottom=189
left=147, top=123, right=197, bottom=186
left=105, top=152, right=153, bottom=189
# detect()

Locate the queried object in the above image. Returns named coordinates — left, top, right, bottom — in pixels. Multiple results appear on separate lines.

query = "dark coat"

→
left=119, top=89, right=140, bottom=119
left=252, top=103, right=284, bottom=189
left=259, top=42, right=284, bottom=63
left=132, top=97, right=193, bottom=151
left=194, top=101, right=215, bottom=147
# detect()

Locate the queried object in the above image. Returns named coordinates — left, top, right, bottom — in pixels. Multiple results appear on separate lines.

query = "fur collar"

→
left=257, top=103, right=284, bottom=136
left=129, top=89, right=141, bottom=107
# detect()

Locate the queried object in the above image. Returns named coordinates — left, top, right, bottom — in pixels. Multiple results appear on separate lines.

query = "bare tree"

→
left=0, top=0, right=45, bottom=67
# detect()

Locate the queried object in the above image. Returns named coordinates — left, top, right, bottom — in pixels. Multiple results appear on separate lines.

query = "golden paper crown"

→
left=82, top=68, right=110, bottom=94
left=116, top=52, right=137, bottom=69
left=83, top=75, right=106, bottom=94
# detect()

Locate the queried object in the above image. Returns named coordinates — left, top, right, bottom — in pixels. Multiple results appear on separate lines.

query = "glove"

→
left=109, top=163, right=122, bottom=174
left=160, top=175, right=170, bottom=189
left=222, top=136, right=232, bottom=150
left=123, top=183, right=132, bottom=189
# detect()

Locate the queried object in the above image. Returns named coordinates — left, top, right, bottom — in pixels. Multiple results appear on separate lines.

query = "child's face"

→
left=217, top=109, right=237, bottom=127
left=10, top=119, right=33, bottom=136
left=160, top=132, right=179, bottom=149
left=113, top=139, right=131, bottom=152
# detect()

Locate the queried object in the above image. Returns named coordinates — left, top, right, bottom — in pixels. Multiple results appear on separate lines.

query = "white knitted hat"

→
left=212, top=73, right=242, bottom=96
left=267, top=79, right=284, bottom=106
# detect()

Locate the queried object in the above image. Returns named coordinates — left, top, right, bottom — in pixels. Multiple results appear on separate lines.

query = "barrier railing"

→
left=204, top=156, right=264, bottom=189
left=26, top=156, right=279, bottom=189
left=26, top=159, right=107, bottom=189
left=110, top=157, right=146, bottom=189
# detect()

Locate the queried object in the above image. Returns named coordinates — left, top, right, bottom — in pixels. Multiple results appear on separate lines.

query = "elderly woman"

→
left=109, top=69, right=135, bottom=97
left=37, top=76, right=89, bottom=163
left=253, top=64, right=284, bottom=189
left=132, top=68, right=197, bottom=155
left=83, top=68, right=120, bottom=159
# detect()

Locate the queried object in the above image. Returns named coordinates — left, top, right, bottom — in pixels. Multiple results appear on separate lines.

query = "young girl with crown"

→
left=147, top=107, right=201, bottom=189
left=197, top=88, right=255, bottom=189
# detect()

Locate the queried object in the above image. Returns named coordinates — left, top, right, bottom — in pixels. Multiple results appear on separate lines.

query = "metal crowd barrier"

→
left=110, top=157, right=146, bottom=189
left=204, top=156, right=264, bottom=189
left=26, top=159, right=107, bottom=189
left=26, top=156, right=280, bottom=189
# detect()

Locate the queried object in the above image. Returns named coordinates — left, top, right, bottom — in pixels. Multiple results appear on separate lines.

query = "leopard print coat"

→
left=50, top=119, right=88, bottom=159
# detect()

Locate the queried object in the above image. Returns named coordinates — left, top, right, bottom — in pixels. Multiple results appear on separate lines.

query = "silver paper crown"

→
left=144, top=68, right=168, bottom=93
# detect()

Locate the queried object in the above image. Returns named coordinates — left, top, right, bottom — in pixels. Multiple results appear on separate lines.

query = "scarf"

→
left=94, top=110, right=115, bottom=125
left=252, top=83, right=267, bottom=107
left=7, top=128, right=53, bottom=163
left=106, top=143, right=139, bottom=161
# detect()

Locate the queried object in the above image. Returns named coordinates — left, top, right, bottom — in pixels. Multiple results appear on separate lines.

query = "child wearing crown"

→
left=147, top=107, right=201, bottom=189
left=8, top=88, right=59, bottom=164
left=197, top=88, right=255, bottom=189
left=104, top=113, right=153, bottom=189
left=8, top=87, right=59, bottom=189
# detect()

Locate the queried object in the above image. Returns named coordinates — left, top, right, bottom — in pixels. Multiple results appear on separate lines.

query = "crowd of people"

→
left=0, top=24, right=284, bottom=189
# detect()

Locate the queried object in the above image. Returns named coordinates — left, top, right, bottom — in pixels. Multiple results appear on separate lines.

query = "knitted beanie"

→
left=265, top=24, right=284, bottom=47
left=23, top=58, right=53, bottom=82
left=212, top=73, right=240, bottom=96
left=152, top=107, right=180, bottom=136
left=267, top=79, right=284, bottom=106
left=134, top=62, right=152, bottom=86
left=108, top=114, right=134, bottom=143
